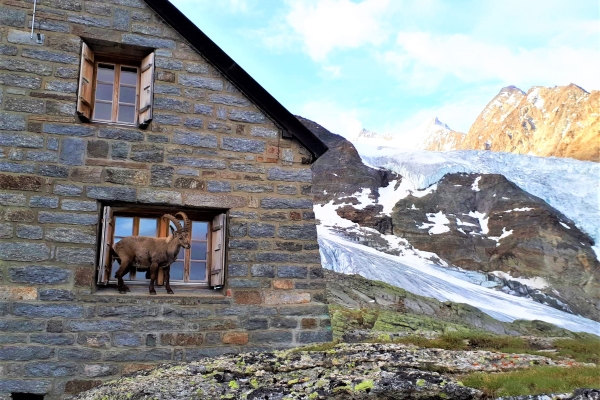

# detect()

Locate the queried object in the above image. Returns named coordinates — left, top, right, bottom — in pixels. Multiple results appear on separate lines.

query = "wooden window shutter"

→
left=138, top=52, right=155, bottom=128
left=97, top=206, right=114, bottom=285
left=76, top=42, right=94, bottom=121
left=210, top=213, right=227, bottom=288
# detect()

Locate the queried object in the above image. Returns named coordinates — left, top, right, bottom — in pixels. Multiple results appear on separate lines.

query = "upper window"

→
left=77, top=42, right=154, bottom=128
left=97, top=206, right=227, bottom=290
left=93, top=64, right=139, bottom=124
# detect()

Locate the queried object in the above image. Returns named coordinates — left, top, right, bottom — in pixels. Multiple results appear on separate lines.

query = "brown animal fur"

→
left=112, top=212, right=191, bottom=294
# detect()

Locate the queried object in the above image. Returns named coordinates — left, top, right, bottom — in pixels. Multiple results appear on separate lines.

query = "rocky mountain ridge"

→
left=424, top=84, right=599, bottom=162
left=299, top=117, right=600, bottom=322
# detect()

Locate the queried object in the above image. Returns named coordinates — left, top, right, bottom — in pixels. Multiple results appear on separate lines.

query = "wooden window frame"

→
left=98, top=206, right=228, bottom=290
left=91, top=60, right=141, bottom=126
left=77, top=41, right=154, bottom=128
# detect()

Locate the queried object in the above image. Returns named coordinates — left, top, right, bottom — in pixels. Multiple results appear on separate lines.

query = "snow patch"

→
left=468, top=211, right=489, bottom=234
left=471, top=176, right=481, bottom=192
left=504, top=207, right=534, bottom=213
left=418, top=211, right=450, bottom=235
left=491, top=271, right=548, bottom=290
left=488, top=227, right=513, bottom=246
left=560, top=222, right=570, bottom=230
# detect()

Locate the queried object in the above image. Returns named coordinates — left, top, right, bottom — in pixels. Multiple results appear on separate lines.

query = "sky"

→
left=170, top=0, right=600, bottom=147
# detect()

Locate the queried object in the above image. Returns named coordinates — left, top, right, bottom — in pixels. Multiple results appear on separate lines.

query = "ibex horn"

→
left=163, top=214, right=183, bottom=232
left=175, top=212, right=190, bottom=231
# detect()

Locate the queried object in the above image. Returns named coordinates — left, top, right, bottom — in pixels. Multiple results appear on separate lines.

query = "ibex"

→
left=112, top=212, right=191, bottom=295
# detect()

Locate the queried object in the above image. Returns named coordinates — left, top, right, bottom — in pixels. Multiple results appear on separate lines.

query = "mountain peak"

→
left=498, top=85, right=526, bottom=96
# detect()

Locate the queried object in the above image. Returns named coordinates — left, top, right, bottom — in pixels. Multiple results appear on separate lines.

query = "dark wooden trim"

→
left=143, top=0, right=328, bottom=159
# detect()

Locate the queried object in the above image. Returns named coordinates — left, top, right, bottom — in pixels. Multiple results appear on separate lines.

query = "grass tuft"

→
left=462, top=365, right=600, bottom=397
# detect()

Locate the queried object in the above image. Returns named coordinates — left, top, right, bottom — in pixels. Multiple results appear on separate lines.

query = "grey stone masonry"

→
left=0, top=0, right=328, bottom=397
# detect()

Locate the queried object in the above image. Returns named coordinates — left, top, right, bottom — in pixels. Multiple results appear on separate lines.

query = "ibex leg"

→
left=114, top=257, right=132, bottom=294
left=164, top=265, right=174, bottom=294
left=149, top=262, right=159, bottom=295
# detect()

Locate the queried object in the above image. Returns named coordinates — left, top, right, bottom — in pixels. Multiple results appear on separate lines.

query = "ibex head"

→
left=164, top=212, right=191, bottom=249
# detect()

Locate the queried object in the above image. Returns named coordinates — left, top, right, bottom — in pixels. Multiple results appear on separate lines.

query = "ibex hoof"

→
left=149, top=290, right=156, bottom=295
left=167, top=290, right=174, bottom=294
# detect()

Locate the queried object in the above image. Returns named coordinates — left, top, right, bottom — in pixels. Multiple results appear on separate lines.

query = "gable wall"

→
left=0, top=1, right=330, bottom=397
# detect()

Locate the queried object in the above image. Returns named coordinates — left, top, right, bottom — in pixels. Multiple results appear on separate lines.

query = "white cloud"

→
left=321, top=65, right=342, bottom=78
left=383, top=31, right=600, bottom=91
left=299, top=100, right=363, bottom=139
left=284, top=0, right=392, bottom=61
left=171, top=0, right=249, bottom=13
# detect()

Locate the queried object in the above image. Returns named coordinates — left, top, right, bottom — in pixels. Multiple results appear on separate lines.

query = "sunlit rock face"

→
left=424, top=84, right=600, bottom=162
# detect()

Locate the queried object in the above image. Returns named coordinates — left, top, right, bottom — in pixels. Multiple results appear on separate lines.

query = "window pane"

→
left=138, top=218, right=157, bottom=237
left=94, top=102, right=112, bottom=121
left=120, top=67, right=138, bottom=85
left=177, top=247, right=185, bottom=260
left=114, top=217, right=133, bottom=237
left=192, top=222, right=209, bottom=240
left=97, top=65, right=114, bottom=82
left=118, top=105, right=135, bottom=123
left=96, top=83, right=113, bottom=101
left=191, top=242, right=207, bottom=260
left=189, top=262, right=206, bottom=281
left=169, top=261, right=184, bottom=281
left=135, top=269, right=150, bottom=281
left=119, top=86, right=136, bottom=104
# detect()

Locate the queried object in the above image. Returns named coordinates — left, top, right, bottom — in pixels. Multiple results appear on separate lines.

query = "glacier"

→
left=318, top=227, right=600, bottom=335
left=357, top=148, right=600, bottom=258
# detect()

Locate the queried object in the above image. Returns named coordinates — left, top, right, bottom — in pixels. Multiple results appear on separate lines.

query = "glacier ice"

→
left=319, top=227, right=600, bottom=335
left=357, top=148, right=600, bottom=258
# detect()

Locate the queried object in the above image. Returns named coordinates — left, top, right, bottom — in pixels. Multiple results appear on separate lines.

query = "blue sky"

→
left=171, top=0, right=599, bottom=146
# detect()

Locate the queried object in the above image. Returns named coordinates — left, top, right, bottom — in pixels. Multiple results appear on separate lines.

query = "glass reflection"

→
left=189, top=262, right=206, bottom=281
left=120, top=67, right=137, bottom=85
left=93, top=102, right=112, bottom=121
left=119, top=86, right=136, bottom=104
left=97, top=65, right=114, bottom=82
left=114, top=217, right=133, bottom=237
left=191, top=242, right=207, bottom=260
left=96, top=83, right=113, bottom=101
left=138, top=218, right=157, bottom=237
left=192, top=222, right=208, bottom=240
left=118, top=105, right=135, bottom=123
left=170, top=261, right=184, bottom=280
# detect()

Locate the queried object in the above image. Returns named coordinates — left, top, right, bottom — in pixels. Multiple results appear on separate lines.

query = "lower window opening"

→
left=96, top=204, right=227, bottom=291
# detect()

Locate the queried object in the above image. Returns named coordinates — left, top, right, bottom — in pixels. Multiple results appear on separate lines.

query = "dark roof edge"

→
left=144, top=0, right=328, bottom=160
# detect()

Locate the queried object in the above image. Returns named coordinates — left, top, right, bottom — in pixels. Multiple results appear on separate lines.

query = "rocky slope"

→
left=390, top=172, right=600, bottom=319
left=71, top=340, right=595, bottom=400
left=298, top=117, right=398, bottom=204
left=324, top=269, right=594, bottom=340
left=424, top=84, right=600, bottom=162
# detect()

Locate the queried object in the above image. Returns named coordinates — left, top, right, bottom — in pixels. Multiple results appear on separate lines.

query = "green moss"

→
left=416, top=379, right=426, bottom=387
left=309, top=392, right=318, bottom=399
left=228, top=381, right=239, bottom=390
left=354, top=380, right=374, bottom=392
left=250, top=379, right=259, bottom=389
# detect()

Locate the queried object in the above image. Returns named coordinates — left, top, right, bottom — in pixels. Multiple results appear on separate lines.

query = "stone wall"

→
left=0, top=0, right=330, bottom=398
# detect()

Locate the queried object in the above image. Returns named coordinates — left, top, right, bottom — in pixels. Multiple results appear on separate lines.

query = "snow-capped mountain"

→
left=423, top=84, right=599, bottom=162
left=298, top=117, right=600, bottom=332
left=416, top=117, right=465, bottom=152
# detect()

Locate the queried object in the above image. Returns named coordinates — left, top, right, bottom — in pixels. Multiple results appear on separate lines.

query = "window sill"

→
left=95, top=285, right=225, bottom=298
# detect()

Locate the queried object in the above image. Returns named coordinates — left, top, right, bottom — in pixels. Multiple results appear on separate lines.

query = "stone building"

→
left=0, top=0, right=330, bottom=397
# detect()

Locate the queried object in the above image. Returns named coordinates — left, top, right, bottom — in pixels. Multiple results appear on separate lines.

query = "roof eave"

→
left=143, top=0, right=328, bottom=160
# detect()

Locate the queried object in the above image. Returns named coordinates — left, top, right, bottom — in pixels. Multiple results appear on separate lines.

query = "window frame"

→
left=77, top=41, right=155, bottom=128
left=91, top=61, right=141, bottom=126
left=98, top=206, right=226, bottom=290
